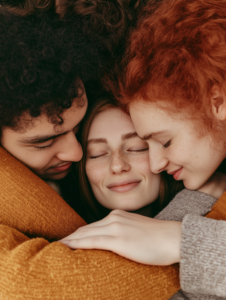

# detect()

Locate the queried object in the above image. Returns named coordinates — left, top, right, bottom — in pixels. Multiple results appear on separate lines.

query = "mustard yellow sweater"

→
left=0, top=147, right=225, bottom=300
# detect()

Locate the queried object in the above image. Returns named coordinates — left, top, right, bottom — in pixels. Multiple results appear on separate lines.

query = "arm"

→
left=157, top=175, right=226, bottom=298
left=180, top=214, right=226, bottom=298
left=60, top=189, right=217, bottom=266
left=155, top=190, right=226, bottom=300
left=0, top=224, right=180, bottom=300
left=155, top=189, right=217, bottom=222
left=61, top=188, right=226, bottom=299
left=0, top=147, right=180, bottom=300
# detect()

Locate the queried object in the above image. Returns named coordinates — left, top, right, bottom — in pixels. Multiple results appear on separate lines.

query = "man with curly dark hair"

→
left=0, top=9, right=106, bottom=180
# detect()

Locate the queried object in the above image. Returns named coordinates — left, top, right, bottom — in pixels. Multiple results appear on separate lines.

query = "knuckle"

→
left=107, top=213, right=119, bottom=223
left=77, top=227, right=88, bottom=235
left=110, top=222, right=122, bottom=234
left=110, top=209, right=123, bottom=216
left=90, top=235, right=102, bottom=247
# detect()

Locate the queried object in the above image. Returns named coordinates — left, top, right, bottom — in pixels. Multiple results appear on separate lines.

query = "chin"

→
left=183, top=179, right=205, bottom=191
left=42, top=170, right=70, bottom=181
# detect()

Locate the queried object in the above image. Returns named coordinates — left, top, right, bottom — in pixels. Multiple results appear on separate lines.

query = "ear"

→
left=211, top=85, right=226, bottom=121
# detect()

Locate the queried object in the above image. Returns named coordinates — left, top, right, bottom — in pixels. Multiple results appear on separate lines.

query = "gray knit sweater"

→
left=155, top=189, right=226, bottom=300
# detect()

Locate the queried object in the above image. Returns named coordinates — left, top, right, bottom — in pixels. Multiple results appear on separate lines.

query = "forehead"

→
left=88, top=107, right=135, bottom=138
left=129, top=101, right=183, bottom=133
left=3, top=98, right=88, bottom=140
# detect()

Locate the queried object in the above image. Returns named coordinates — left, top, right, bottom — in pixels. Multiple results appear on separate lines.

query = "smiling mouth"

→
left=108, top=181, right=141, bottom=193
left=50, top=162, right=72, bottom=173
left=168, top=167, right=183, bottom=180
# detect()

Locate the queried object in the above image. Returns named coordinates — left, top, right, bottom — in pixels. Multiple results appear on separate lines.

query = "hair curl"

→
left=117, top=0, right=226, bottom=140
left=0, top=0, right=53, bottom=16
left=0, top=0, right=153, bottom=54
left=0, top=10, right=108, bottom=137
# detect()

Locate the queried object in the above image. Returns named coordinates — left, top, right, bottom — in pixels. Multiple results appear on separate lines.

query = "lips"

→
left=51, top=162, right=72, bottom=172
left=168, top=167, right=183, bottom=180
left=107, top=180, right=141, bottom=193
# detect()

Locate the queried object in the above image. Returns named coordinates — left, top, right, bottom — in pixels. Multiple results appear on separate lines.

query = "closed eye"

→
left=34, top=143, right=53, bottom=150
left=128, top=147, right=148, bottom=152
left=163, top=140, right=171, bottom=148
left=89, top=153, right=107, bottom=159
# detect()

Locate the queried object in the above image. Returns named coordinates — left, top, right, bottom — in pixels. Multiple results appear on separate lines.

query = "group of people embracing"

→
left=1, top=0, right=226, bottom=299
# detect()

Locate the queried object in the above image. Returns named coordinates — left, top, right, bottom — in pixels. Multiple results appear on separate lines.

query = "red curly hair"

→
left=117, top=0, right=226, bottom=138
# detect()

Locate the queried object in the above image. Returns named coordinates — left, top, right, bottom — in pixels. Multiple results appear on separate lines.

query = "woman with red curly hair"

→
left=61, top=0, right=226, bottom=299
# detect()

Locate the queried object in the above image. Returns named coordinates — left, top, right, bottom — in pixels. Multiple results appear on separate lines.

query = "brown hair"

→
left=78, top=98, right=183, bottom=223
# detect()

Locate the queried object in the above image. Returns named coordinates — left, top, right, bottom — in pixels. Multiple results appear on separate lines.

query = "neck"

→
left=130, top=200, right=159, bottom=218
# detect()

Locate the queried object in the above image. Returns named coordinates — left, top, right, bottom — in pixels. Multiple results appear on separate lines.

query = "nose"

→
left=148, top=143, right=169, bottom=174
left=110, top=151, right=131, bottom=174
left=56, top=131, right=83, bottom=162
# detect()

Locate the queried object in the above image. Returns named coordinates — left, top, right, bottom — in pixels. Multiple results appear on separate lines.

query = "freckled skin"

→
left=86, top=108, right=161, bottom=211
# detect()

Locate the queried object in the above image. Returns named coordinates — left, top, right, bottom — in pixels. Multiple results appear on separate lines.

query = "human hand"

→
left=59, top=209, right=182, bottom=266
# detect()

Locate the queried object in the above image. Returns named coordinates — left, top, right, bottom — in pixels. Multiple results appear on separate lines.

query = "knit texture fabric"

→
left=156, top=189, right=226, bottom=299
left=1, top=146, right=226, bottom=299
left=0, top=147, right=179, bottom=300
left=180, top=215, right=226, bottom=298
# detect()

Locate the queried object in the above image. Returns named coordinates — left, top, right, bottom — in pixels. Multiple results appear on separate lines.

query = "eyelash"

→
left=163, top=140, right=171, bottom=148
left=90, top=154, right=105, bottom=159
left=34, top=144, right=53, bottom=150
left=128, top=148, right=148, bottom=152
left=89, top=147, right=148, bottom=159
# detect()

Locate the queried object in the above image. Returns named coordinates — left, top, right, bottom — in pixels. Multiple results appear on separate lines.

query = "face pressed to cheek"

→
left=85, top=107, right=161, bottom=211
left=1, top=96, right=88, bottom=180
left=129, top=101, right=226, bottom=190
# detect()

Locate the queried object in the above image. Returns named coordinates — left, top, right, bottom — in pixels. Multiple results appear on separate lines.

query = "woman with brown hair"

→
left=77, top=98, right=184, bottom=223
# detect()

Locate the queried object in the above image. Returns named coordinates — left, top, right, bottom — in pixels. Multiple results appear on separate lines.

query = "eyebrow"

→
left=87, top=138, right=107, bottom=145
left=140, top=130, right=168, bottom=141
left=87, top=131, right=138, bottom=145
left=19, top=131, right=69, bottom=144
left=121, top=131, right=138, bottom=141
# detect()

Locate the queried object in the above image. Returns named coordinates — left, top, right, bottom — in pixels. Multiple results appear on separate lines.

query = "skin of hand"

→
left=198, top=172, right=226, bottom=199
left=59, top=209, right=182, bottom=266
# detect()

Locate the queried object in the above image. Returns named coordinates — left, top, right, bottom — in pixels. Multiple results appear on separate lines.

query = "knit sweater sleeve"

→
left=0, top=147, right=182, bottom=300
left=0, top=226, right=182, bottom=300
left=156, top=189, right=226, bottom=298
left=180, top=215, right=226, bottom=298
left=154, top=189, right=226, bottom=300
left=155, top=189, right=217, bottom=222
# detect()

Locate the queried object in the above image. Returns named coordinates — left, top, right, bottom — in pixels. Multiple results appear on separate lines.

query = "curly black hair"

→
left=0, top=9, right=108, bottom=137
left=0, top=0, right=148, bottom=54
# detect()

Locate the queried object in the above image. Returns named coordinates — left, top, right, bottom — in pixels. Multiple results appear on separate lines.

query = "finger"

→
left=61, top=211, right=133, bottom=242
left=60, top=219, right=111, bottom=242
left=60, top=219, right=130, bottom=242
left=60, top=223, right=115, bottom=241
left=59, top=235, right=117, bottom=251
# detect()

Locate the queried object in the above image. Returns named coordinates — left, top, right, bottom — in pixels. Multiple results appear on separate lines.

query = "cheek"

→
left=128, top=153, right=150, bottom=172
left=17, top=149, right=54, bottom=171
left=86, top=160, right=107, bottom=187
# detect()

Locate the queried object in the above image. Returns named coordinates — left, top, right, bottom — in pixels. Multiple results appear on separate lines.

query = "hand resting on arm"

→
left=60, top=173, right=226, bottom=266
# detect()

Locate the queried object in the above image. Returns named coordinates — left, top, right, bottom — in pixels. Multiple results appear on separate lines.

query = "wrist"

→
left=168, top=221, right=181, bottom=264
